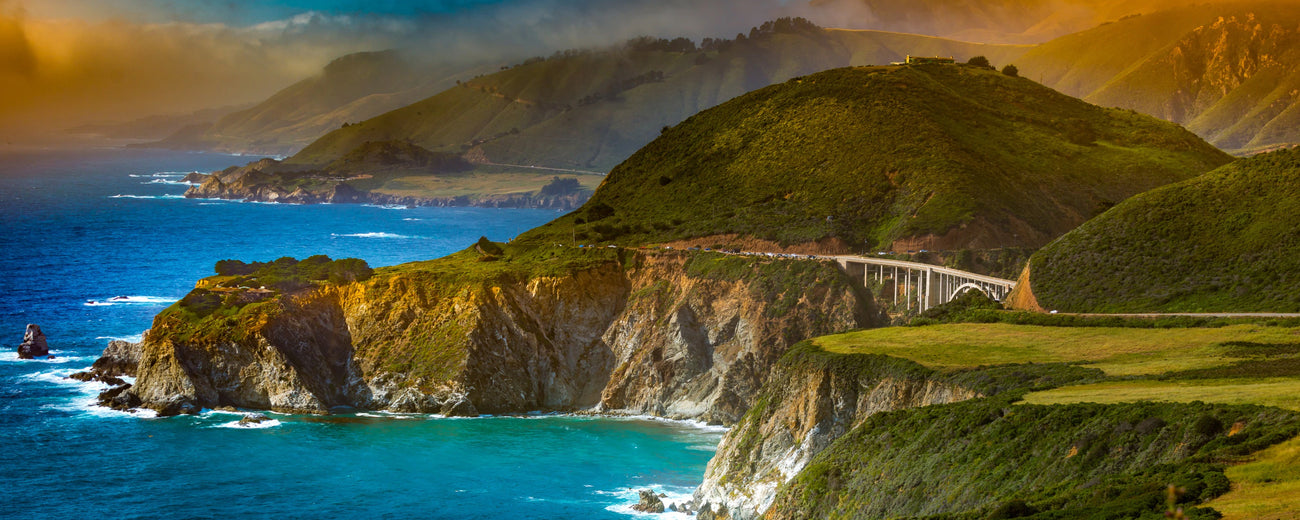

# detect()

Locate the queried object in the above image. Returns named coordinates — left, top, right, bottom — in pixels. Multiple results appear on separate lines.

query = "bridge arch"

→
left=949, top=282, right=991, bottom=301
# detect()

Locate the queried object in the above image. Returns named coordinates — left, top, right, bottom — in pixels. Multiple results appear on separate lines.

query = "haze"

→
left=3, top=0, right=1294, bottom=147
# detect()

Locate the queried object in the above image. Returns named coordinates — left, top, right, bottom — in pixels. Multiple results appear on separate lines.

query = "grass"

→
left=813, top=323, right=1300, bottom=376
left=1209, top=435, right=1300, bottom=520
left=795, top=320, right=1300, bottom=518
left=1029, top=147, right=1300, bottom=313
left=1021, top=378, right=1300, bottom=411
left=518, top=63, right=1228, bottom=250
left=372, top=170, right=601, bottom=198
left=753, top=321, right=1300, bottom=519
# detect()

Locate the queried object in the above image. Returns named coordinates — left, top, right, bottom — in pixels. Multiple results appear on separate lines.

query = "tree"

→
left=966, top=56, right=991, bottom=69
left=1001, top=64, right=1019, bottom=77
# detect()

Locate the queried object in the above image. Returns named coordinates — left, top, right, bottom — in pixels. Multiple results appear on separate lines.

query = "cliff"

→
left=696, top=337, right=1300, bottom=519
left=126, top=247, right=878, bottom=421
left=185, top=174, right=589, bottom=210
left=694, top=343, right=980, bottom=518
left=183, top=142, right=592, bottom=210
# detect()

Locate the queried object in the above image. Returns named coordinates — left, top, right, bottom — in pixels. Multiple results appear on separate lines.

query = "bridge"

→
left=828, top=255, right=1017, bottom=314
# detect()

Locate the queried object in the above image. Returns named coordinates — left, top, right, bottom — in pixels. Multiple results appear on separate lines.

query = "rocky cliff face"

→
left=1087, top=9, right=1300, bottom=153
left=126, top=252, right=875, bottom=420
left=693, top=344, right=979, bottom=519
left=185, top=174, right=588, bottom=209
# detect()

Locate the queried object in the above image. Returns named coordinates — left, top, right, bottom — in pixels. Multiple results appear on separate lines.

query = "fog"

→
left=4, top=0, right=1289, bottom=146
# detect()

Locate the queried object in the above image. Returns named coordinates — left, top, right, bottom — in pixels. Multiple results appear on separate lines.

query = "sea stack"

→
left=16, top=324, right=49, bottom=359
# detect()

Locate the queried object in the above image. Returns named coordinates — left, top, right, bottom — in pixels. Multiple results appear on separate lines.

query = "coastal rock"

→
left=693, top=345, right=980, bottom=519
left=124, top=252, right=873, bottom=421
left=91, top=339, right=143, bottom=377
left=181, top=172, right=209, bottom=184
left=632, top=490, right=665, bottom=513
left=68, top=371, right=126, bottom=387
left=16, top=324, right=49, bottom=359
left=238, top=413, right=271, bottom=425
left=97, top=384, right=141, bottom=411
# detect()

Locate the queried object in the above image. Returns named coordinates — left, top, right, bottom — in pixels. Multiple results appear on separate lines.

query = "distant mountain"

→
left=1016, top=147, right=1300, bottom=313
left=144, top=50, right=494, bottom=157
left=1018, top=2, right=1300, bottom=155
left=286, top=21, right=1030, bottom=172
left=813, top=0, right=1199, bottom=44
left=67, top=105, right=247, bottom=141
left=515, top=64, right=1231, bottom=252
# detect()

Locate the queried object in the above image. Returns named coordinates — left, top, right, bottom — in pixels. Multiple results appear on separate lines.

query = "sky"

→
left=3, top=0, right=1273, bottom=146
left=1, top=0, right=845, bottom=144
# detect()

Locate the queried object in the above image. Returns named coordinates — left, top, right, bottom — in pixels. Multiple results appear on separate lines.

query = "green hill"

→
left=146, top=51, right=493, bottom=156
left=1021, top=147, right=1300, bottom=313
left=516, top=64, right=1231, bottom=252
left=287, top=21, right=1030, bottom=171
left=1018, top=2, right=1300, bottom=155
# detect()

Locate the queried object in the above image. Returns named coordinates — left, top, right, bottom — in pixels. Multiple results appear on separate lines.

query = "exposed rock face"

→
left=694, top=345, right=979, bottom=519
left=92, top=339, right=142, bottom=377
left=125, top=252, right=873, bottom=418
left=632, top=490, right=665, bottom=513
left=16, top=324, right=49, bottom=359
left=71, top=338, right=146, bottom=411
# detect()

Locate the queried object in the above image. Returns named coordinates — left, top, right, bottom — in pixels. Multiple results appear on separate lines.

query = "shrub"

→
left=539, top=176, right=581, bottom=196
left=967, top=56, right=992, bottom=69
left=1002, top=64, right=1019, bottom=77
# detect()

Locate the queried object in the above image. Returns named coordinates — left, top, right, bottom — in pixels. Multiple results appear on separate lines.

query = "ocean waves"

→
left=330, top=232, right=420, bottom=239
left=108, top=194, right=186, bottom=200
left=84, top=295, right=177, bottom=307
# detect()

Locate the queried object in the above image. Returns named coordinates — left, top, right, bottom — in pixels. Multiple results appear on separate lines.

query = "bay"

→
left=0, top=148, right=719, bottom=519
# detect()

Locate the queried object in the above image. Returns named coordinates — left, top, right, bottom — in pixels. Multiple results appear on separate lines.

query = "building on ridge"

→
left=890, top=55, right=956, bottom=66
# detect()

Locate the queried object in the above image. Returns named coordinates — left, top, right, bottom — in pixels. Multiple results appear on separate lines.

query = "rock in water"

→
left=238, top=413, right=270, bottom=426
left=632, top=489, right=665, bottom=513
left=16, top=324, right=49, bottom=359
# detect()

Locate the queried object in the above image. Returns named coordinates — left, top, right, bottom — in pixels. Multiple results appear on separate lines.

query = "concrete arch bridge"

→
left=831, top=255, right=1017, bottom=314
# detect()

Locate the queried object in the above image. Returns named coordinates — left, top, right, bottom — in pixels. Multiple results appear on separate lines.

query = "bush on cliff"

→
left=212, top=255, right=373, bottom=289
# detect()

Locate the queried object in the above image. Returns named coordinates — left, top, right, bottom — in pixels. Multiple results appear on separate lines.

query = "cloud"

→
left=0, top=0, right=880, bottom=144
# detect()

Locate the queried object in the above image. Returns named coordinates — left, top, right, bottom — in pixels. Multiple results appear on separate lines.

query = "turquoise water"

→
left=0, top=149, right=721, bottom=519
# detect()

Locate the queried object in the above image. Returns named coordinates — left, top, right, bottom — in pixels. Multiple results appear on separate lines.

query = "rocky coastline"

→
left=183, top=174, right=589, bottom=210
left=108, top=251, right=878, bottom=422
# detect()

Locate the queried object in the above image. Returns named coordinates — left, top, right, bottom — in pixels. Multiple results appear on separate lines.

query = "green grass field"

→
left=811, top=321, right=1300, bottom=519
left=814, top=323, right=1300, bottom=376
left=1020, top=378, right=1300, bottom=411
left=1210, top=435, right=1300, bottom=520
left=372, top=170, right=602, bottom=199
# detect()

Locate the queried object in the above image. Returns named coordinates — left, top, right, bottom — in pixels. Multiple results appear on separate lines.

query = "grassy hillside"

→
left=516, top=64, right=1230, bottom=251
left=146, top=51, right=493, bottom=156
left=287, top=22, right=1030, bottom=171
left=764, top=321, right=1300, bottom=519
left=1023, top=147, right=1300, bottom=313
left=1018, top=3, right=1300, bottom=155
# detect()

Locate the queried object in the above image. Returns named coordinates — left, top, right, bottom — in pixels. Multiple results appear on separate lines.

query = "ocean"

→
left=0, top=148, right=721, bottom=519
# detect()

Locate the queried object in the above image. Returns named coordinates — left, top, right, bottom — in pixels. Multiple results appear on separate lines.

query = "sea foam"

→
left=84, top=296, right=177, bottom=307
left=330, top=232, right=418, bottom=239
left=602, top=484, right=699, bottom=519
left=108, top=194, right=186, bottom=200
